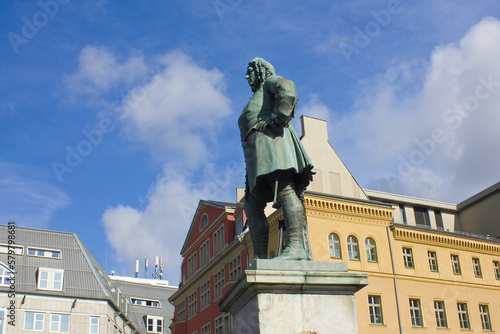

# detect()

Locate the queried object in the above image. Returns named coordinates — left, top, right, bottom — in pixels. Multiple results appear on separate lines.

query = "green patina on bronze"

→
left=238, top=57, right=314, bottom=261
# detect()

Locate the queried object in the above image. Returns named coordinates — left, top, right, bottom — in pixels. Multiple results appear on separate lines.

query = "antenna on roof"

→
left=144, top=258, right=148, bottom=279
left=135, top=260, right=139, bottom=278
left=152, top=256, right=163, bottom=280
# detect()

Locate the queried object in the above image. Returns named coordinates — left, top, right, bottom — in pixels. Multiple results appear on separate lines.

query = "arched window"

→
left=200, top=214, right=209, bottom=230
left=347, top=235, right=359, bottom=260
left=328, top=233, right=341, bottom=258
left=365, top=238, right=378, bottom=262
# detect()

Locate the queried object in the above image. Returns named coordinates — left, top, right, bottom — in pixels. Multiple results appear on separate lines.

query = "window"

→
left=434, top=210, right=444, bottom=229
left=89, top=316, right=99, bottom=334
left=27, top=247, right=61, bottom=259
left=146, top=315, right=163, bottom=333
left=0, top=264, right=12, bottom=286
left=200, top=214, right=209, bottom=230
left=365, top=238, right=378, bottom=262
left=368, top=295, right=383, bottom=325
left=493, top=261, right=500, bottom=280
left=38, top=268, right=64, bottom=291
left=188, top=291, right=197, bottom=318
left=223, top=314, right=231, bottom=334
left=0, top=308, right=7, bottom=333
left=403, top=248, right=414, bottom=268
left=229, top=255, right=241, bottom=281
left=215, top=316, right=224, bottom=334
left=215, top=314, right=230, bottom=334
left=428, top=251, right=438, bottom=272
left=236, top=213, right=244, bottom=235
left=24, top=312, right=45, bottom=331
left=130, top=298, right=160, bottom=307
left=457, top=303, right=470, bottom=330
left=214, top=268, right=225, bottom=299
left=201, top=323, right=211, bottom=334
left=479, top=304, right=492, bottom=331
left=414, top=207, right=431, bottom=226
left=472, top=258, right=482, bottom=277
left=187, top=253, right=197, bottom=278
left=451, top=254, right=461, bottom=275
left=177, top=301, right=186, bottom=321
left=0, top=243, right=23, bottom=255
left=50, top=314, right=69, bottom=333
left=328, top=233, right=341, bottom=258
left=201, top=280, right=210, bottom=309
left=200, top=240, right=210, bottom=267
left=347, top=236, right=359, bottom=260
left=399, top=204, right=407, bottom=224
left=434, top=301, right=447, bottom=329
left=214, top=226, right=225, bottom=255
left=409, top=299, right=423, bottom=327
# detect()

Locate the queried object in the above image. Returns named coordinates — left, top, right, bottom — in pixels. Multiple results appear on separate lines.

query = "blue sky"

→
left=2, top=0, right=500, bottom=284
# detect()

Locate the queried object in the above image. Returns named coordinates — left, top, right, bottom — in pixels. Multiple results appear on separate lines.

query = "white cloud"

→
left=334, top=17, right=500, bottom=202
left=102, top=167, right=195, bottom=282
left=296, top=94, right=332, bottom=126
left=0, top=162, right=70, bottom=228
left=102, top=161, right=244, bottom=283
left=100, top=51, right=239, bottom=283
left=68, top=45, right=147, bottom=93
left=119, top=50, right=233, bottom=167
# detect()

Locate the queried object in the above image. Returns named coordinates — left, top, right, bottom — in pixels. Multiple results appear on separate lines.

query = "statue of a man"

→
left=238, top=57, right=314, bottom=261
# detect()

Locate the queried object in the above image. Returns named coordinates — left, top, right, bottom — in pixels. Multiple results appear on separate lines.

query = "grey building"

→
left=0, top=225, right=176, bottom=333
left=109, top=276, right=176, bottom=334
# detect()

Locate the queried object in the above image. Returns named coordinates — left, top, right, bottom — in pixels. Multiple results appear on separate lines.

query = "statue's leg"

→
left=275, top=181, right=308, bottom=261
left=244, top=191, right=269, bottom=261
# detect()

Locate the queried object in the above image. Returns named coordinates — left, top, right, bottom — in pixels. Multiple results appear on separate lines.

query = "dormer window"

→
left=37, top=267, right=64, bottom=291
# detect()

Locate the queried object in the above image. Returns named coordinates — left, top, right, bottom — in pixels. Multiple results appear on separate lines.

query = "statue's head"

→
left=246, top=57, right=275, bottom=92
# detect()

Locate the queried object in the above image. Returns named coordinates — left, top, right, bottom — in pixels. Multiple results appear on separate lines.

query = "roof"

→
left=457, top=180, right=500, bottom=210
left=0, top=225, right=111, bottom=299
left=364, top=189, right=457, bottom=211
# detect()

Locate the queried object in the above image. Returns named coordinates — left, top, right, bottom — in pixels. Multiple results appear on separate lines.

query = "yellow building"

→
left=242, top=116, right=500, bottom=333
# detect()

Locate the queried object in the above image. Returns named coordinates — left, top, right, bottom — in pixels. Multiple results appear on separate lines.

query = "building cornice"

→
left=394, top=273, right=500, bottom=290
left=303, top=194, right=394, bottom=226
left=390, top=224, right=500, bottom=256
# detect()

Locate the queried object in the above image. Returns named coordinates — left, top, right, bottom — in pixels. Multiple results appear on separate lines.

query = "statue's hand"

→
left=254, top=120, right=268, bottom=132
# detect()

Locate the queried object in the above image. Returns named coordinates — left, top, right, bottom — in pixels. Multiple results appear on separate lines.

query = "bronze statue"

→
left=238, top=57, right=314, bottom=261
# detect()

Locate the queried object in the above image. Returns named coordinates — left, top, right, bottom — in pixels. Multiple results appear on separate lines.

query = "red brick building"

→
left=169, top=200, right=247, bottom=334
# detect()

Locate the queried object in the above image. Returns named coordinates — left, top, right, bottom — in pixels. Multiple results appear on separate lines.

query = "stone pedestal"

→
left=219, top=260, right=367, bottom=334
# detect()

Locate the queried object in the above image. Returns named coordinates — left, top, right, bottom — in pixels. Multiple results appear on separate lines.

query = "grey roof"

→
left=0, top=225, right=111, bottom=299
left=458, top=180, right=500, bottom=210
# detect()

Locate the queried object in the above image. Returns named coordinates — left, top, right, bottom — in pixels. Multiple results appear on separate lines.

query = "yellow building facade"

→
left=242, top=117, right=500, bottom=333
left=243, top=191, right=500, bottom=333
